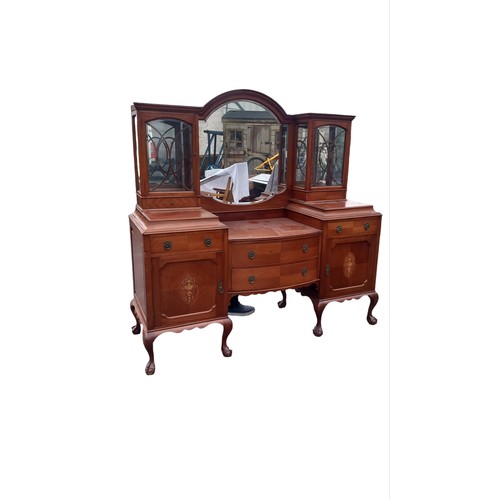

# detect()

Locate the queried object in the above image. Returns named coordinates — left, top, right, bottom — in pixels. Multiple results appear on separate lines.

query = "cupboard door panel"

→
left=325, top=236, right=378, bottom=298
left=152, top=253, right=224, bottom=327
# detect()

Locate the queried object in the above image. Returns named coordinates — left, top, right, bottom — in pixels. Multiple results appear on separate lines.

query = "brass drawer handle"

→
left=248, top=275, right=256, bottom=284
left=248, top=250, right=255, bottom=259
left=301, top=268, right=308, bottom=276
left=302, top=244, right=309, bottom=253
left=336, top=225, right=343, bottom=234
left=204, top=238, right=212, bottom=247
left=325, top=264, right=330, bottom=276
left=163, top=241, right=172, bottom=250
left=364, top=223, right=370, bottom=231
left=217, top=281, right=224, bottom=294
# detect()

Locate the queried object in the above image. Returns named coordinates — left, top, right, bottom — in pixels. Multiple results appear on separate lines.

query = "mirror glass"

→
left=199, top=100, right=286, bottom=203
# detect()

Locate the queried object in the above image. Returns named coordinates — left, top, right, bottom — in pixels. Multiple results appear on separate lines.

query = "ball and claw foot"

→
left=222, top=346, right=232, bottom=357
left=145, top=360, right=155, bottom=375
left=132, top=323, right=141, bottom=335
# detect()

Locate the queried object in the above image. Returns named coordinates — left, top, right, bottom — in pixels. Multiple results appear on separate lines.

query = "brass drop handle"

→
left=364, top=223, right=370, bottom=231
left=248, top=275, right=256, bottom=284
left=217, top=281, right=224, bottom=294
left=302, top=244, right=309, bottom=253
left=163, top=241, right=172, bottom=250
left=248, top=250, right=256, bottom=259
left=336, top=225, right=343, bottom=234
left=325, top=264, right=330, bottom=276
left=301, top=268, right=308, bottom=276
left=204, top=238, right=212, bottom=247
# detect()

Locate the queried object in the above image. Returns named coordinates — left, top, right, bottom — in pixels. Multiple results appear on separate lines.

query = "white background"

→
left=0, top=1, right=498, bottom=499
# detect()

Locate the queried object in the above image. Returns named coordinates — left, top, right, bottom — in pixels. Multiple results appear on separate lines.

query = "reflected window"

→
left=312, top=125, right=346, bottom=187
left=146, top=119, right=193, bottom=192
left=198, top=99, right=284, bottom=203
left=228, top=130, right=243, bottom=152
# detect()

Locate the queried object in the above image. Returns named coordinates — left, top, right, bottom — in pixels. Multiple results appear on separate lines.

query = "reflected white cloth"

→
left=200, top=162, right=250, bottom=202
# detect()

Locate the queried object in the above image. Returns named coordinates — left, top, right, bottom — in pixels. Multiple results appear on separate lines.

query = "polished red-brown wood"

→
left=129, top=90, right=382, bottom=374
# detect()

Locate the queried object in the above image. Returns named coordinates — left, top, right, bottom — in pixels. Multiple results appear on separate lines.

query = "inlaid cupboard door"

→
left=322, top=235, right=379, bottom=298
left=151, top=252, right=225, bottom=328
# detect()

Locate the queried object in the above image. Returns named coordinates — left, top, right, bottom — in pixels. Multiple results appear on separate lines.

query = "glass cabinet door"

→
left=312, top=125, right=346, bottom=187
left=146, top=118, right=193, bottom=192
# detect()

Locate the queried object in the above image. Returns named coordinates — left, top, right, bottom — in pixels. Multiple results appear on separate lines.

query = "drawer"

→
left=231, top=257, right=319, bottom=292
left=327, top=217, right=380, bottom=238
left=279, top=258, right=319, bottom=288
left=231, top=241, right=281, bottom=268
left=150, top=231, right=223, bottom=254
left=230, top=236, right=320, bottom=268
left=281, top=236, right=320, bottom=263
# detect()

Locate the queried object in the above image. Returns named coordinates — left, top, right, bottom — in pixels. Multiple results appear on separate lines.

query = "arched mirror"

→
left=199, top=100, right=287, bottom=204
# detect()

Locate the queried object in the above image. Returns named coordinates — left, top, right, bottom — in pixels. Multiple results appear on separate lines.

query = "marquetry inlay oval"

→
left=343, top=251, right=356, bottom=278
left=180, top=273, right=198, bottom=304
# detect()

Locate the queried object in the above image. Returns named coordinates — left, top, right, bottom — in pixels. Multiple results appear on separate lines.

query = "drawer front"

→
left=232, top=266, right=281, bottom=291
left=231, top=242, right=281, bottom=268
left=281, top=236, right=320, bottom=263
left=327, top=218, right=380, bottom=238
left=230, top=236, right=320, bottom=268
left=231, top=257, right=319, bottom=292
left=279, top=257, right=319, bottom=288
left=150, top=231, right=223, bottom=254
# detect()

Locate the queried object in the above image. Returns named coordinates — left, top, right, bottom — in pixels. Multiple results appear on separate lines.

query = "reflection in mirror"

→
left=199, top=100, right=285, bottom=203
left=312, top=125, right=346, bottom=187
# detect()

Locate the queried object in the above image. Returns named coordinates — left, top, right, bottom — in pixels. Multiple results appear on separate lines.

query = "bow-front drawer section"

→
left=225, top=218, right=321, bottom=293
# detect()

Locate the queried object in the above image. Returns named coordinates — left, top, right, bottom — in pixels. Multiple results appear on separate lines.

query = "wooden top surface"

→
left=225, top=218, right=321, bottom=242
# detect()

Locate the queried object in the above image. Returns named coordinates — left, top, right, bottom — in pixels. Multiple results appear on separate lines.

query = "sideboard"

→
left=129, top=90, right=382, bottom=374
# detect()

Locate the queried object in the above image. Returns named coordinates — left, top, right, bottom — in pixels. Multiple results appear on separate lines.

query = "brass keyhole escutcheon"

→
left=336, top=225, right=343, bottom=234
left=204, top=238, right=212, bottom=247
left=248, top=251, right=256, bottom=259
left=248, top=275, right=256, bottom=284
left=163, top=241, right=172, bottom=250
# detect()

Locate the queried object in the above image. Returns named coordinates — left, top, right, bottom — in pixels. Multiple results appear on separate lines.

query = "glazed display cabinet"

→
left=129, top=90, right=382, bottom=374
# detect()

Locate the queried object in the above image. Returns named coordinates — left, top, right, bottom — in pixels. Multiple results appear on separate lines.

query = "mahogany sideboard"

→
left=129, top=90, right=381, bottom=374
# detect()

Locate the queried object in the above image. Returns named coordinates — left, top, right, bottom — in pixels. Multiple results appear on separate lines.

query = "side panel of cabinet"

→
left=322, top=234, right=379, bottom=298
left=151, top=251, right=225, bottom=328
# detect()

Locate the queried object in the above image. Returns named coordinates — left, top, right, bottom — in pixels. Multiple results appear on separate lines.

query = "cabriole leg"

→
left=278, top=290, right=287, bottom=308
left=367, top=292, right=379, bottom=325
left=221, top=317, right=233, bottom=357
left=311, top=301, right=327, bottom=337
left=130, top=300, right=141, bottom=335
left=143, top=331, right=156, bottom=375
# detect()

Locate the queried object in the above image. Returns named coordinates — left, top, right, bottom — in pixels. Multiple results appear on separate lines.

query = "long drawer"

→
left=231, top=257, right=319, bottom=292
left=326, top=217, right=380, bottom=238
left=149, top=231, right=224, bottom=254
left=230, top=235, right=320, bottom=268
